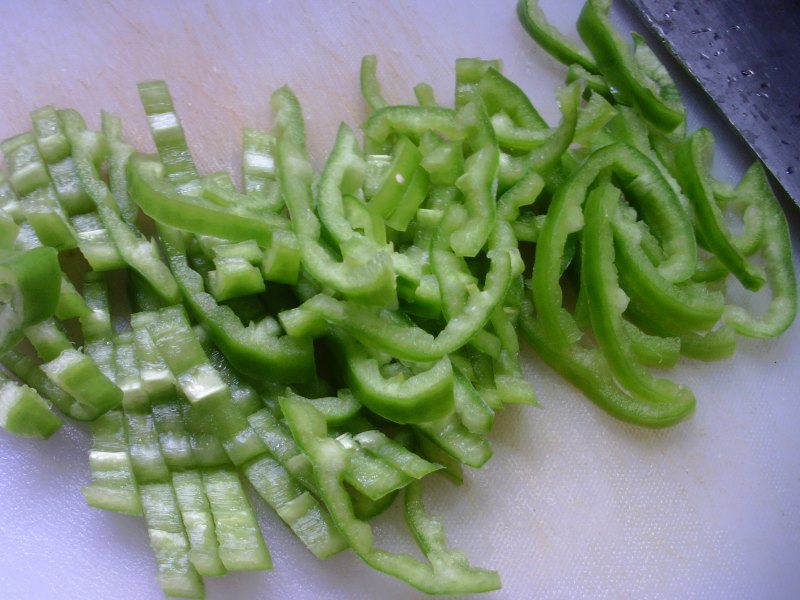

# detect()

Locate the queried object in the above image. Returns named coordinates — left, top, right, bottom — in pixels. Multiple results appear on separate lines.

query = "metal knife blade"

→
left=624, top=0, right=800, bottom=207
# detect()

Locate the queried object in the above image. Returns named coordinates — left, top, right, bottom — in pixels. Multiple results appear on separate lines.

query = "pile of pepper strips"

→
left=0, top=0, right=796, bottom=597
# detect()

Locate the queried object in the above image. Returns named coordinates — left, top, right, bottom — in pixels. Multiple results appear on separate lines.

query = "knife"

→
left=623, top=0, right=800, bottom=208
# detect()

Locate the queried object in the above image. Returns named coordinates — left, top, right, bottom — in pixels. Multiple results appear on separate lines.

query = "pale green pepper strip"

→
left=281, top=397, right=501, bottom=594
left=722, top=163, right=798, bottom=337
left=272, top=87, right=397, bottom=307
left=581, top=181, right=695, bottom=423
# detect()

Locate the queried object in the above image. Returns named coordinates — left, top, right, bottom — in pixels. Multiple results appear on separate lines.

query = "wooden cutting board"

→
left=1, top=1, right=799, bottom=598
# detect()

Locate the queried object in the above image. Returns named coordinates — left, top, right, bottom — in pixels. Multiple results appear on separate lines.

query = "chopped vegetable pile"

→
left=0, top=0, right=796, bottom=597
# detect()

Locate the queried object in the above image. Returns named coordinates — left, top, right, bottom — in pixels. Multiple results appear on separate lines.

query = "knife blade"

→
left=623, top=0, right=800, bottom=207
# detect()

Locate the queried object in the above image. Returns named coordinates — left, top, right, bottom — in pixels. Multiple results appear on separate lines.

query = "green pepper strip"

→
left=0, top=246, right=61, bottom=355
left=532, top=141, right=697, bottom=348
left=613, top=218, right=724, bottom=332
left=722, top=163, right=798, bottom=337
left=60, top=112, right=181, bottom=304
left=360, top=54, right=388, bottom=112
left=281, top=397, right=501, bottom=594
left=336, top=332, right=455, bottom=424
left=298, top=246, right=512, bottom=362
left=159, top=226, right=315, bottom=383
left=577, top=0, right=685, bottom=131
left=128, top=152, right=277, bottom=246
left=582, top=181, right=695, bottom=422
left=675, top=129, right=766, bottom=291
left=272, top=87, right=397, bottom=307
left=516, top=0, right=600, bottom=74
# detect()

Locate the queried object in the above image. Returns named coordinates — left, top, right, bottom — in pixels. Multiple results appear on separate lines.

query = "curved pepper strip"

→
left=0, top=246, right=61, bottom=355
left=577, top=0, right=685, bottom=131
left=722, top=163, right=798, bottom=338
left=280, top=397, right=501, bottom=594
left=336, top=332, right=454, bottom=424
left=362, top=105, right=462, bottom=146
left=520, top=304, right=692, bottom=427
left=531, top=141, right=697, bottom=348
left=360, top=55, right=388, bottom=112
left=0, top=373, right=61, bottom=438
left=272, top=87, right=397, bottom=307
left=499, top=81, right=582, bottom=189
left=675, top=129, right=766, bottom=291
left=613, top=217, right=724, bottom=332
left=581, top=181, right=695, bottom=420
left=128, top=153, right=280, bottom=247
left=516, top=0, right=600, bottom=74
left=297, top=247, right=512, bottom=363
left=159, top=225, right=315, bottom=383
left=137, top=80, right=202, bottom=196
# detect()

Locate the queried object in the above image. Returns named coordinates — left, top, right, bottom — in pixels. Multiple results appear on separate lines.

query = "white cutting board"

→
left=1, top=1, right=799, bottom=599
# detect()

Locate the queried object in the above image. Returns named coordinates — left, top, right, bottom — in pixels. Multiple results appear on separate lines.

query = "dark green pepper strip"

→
left=362, top=105, right=462, bottom=146
left=722, top=163, right=798, bottom=337
left=577, top=0, right=685, bottom=131
left=499, top=81, right=582, bottom=189
left=280, top=397, right=501, bottom=594
left=159, top=225, right=315, bottom=383
left=516, top=0, right=600, bottom=74
left=413, top=83, right=438, bottom=107
left=475, top=66, right=549, bottom=131
left=520, top=303, right=689, bottom=427
left=567, top=64, right=612, bottom=100
left=336, top=332, right=455, bottom=424
left=360, top=54, right=388, bottom=112
left=675, top=129, right=766, bottom=291
left=613, top=217, right=723, bottom=332
left=622, top=320, right=681, bottom=368
left=272, top=87, right=398, bottom=307
left=0, top=247, right=60, bottom=355
left=367, top=135, right=421, bottom=219
left=581, top=181, right=695, bottom=421
left=298, top=247, right=512, bottom=362
left=243, top=454, right=348, bottom=559
left=414, top=410, right=493, bottom=468
left=532, top=141, right=697, bottom=348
